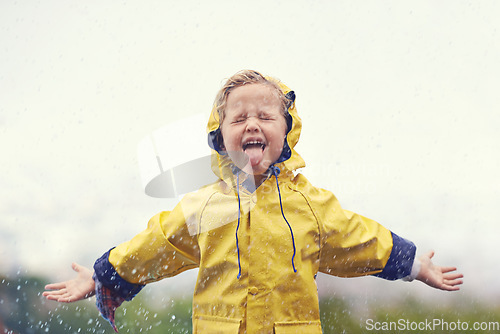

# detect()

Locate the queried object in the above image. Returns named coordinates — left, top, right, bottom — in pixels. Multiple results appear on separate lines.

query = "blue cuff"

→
left=93, top=248, right=145, bottom=301
left=373, top=232, right=416, bottom=280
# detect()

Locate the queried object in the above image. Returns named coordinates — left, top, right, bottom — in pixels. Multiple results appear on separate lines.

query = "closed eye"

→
left=259, top=113, right=275, bottom=121
left=229, top=113, right=247, bottom=124
left=231, top=118, right=246, bottom=124
left=229, top=113, right=276, bottom=123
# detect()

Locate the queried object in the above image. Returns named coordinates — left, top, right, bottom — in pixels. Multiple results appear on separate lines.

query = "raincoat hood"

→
left=206, top=78, right=305, bottom=183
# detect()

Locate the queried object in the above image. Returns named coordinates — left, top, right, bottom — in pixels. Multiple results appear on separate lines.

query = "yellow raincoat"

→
left=100, top=80, right=413, bottom=333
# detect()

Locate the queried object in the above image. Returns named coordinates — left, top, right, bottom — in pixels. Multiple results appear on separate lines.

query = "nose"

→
left=245, top=116, right=261, bottom=132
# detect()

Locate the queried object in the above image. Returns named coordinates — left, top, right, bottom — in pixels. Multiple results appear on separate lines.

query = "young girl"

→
left=44, top=70, right=463, bottom=333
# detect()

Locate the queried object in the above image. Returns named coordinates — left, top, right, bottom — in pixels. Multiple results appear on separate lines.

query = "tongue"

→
left=244, top=146, right=264, bottom=166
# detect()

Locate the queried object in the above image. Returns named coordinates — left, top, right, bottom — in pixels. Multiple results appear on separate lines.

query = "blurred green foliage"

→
left=1, top=275, right=499, bottom=333
left=0, top=275, right=192, bottom=334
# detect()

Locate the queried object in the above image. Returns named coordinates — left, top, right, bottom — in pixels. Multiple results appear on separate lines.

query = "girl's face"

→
left=220, top=83, right=287, bottom=175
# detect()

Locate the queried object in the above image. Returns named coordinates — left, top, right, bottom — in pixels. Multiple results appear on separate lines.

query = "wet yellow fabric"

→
left=109, top=79, right=393, bottom=333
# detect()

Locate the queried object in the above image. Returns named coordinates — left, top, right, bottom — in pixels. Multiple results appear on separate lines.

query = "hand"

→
left=43, top=263, right=96, bottom=302
left=416, top=251, right=463, bottom=291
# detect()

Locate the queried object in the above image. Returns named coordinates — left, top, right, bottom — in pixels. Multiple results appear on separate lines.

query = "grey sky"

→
left=1, top=1, right=499, bottom=301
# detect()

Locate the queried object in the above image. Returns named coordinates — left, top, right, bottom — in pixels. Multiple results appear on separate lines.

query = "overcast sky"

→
left=1, top=1, right=499, bottom=302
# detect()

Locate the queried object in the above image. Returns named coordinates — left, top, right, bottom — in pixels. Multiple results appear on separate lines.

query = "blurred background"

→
left=1, top=1, right=499, bottom=333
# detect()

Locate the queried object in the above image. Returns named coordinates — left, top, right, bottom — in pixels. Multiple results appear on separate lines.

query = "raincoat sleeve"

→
left=300, top=176, right=415, bottom=279
left=93, top=207, right=200, bottom=300
left=371, top=231, right=416, bottom=280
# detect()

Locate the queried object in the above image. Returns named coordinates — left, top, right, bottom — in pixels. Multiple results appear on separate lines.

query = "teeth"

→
left=243, top=141, right=265, bottom=150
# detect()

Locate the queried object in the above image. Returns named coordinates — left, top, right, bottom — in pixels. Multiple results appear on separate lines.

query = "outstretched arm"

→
left=43, top=263, right=95, bottom=302
left=416, top=250, right=463, bottom=291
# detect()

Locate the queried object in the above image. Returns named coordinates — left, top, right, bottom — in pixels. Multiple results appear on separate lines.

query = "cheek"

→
left=271, top=128, right=287, bottom=154
left=274, top=122, right=288, bottom=145
left=220, top=127, right=240, bottom=150
left=268, top=131, right=286, bottom=152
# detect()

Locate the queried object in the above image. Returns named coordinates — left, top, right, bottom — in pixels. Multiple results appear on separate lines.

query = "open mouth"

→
left=242, top=140, right=266, bottom=151
left=242, top=140, right=266, bottom=166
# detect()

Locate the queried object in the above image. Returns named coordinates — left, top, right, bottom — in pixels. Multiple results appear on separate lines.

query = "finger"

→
left=444, top=278, right=463, bottom=286
left=44, top=295, right=59, bottom=301
left=440, top=266, right=458, bottom=274
left=43, top=291, right=55, bottom=297
left=442, top=285, right=460, bottom=291
left=443, top=272, right=463, bottom=280
left=57, top=291, right=78, bottom=303
left=72, top=262, right=82, bottom=273
left=45, top=293, right=66, bottom=301
left=43, top=293, right=56, bottom=300
left=45, top=282, right=67, bottom=290
left=58, top=296, right=75, bottom=303
left=425, top=250, right=435, bottom=259
left=44, top=289, right=67, bottom=297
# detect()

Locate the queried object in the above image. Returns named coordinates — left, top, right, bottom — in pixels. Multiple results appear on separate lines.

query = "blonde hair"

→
left=214, top=70, right=289, bottom=123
